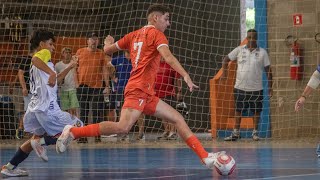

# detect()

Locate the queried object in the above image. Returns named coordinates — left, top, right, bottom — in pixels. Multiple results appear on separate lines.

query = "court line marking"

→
left=243, top=173, right=320, bottom=180
left=66, top=171, right=197, bottom=179
left=125, top=174, right=198, bottom=179
left=66, top=171, right=141, bottom=174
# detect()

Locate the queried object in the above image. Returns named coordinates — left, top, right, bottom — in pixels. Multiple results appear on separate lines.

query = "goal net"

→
left=0, top=0, right=314, bottom=142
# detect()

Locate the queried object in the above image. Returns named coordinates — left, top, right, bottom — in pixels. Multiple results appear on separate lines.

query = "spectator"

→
left=55, top=47, right=79, bottom=117
left=156, top=58, right=183, bottom=140
left=15, top=52, right=33, bottom=139
left=222, top=29, right=273, bottom=141
left=76, top=32, right=111, bottom=143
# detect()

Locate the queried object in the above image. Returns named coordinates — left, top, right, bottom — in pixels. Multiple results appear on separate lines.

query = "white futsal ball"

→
left=214, top=154, right=236, bottom=176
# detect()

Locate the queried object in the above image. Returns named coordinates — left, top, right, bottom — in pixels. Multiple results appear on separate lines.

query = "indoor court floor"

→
left=1, top=136, right=320, bottom=180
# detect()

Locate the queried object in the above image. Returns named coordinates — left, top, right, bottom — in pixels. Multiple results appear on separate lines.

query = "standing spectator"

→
left=110, top=51, right=145, bottom=141
left=156, top=58, right=183, bottom=140
left=76, top=32, right=111, bottom=143
left=222, top=29, right=273, bottom=141
left=55, top=47, right=79, bottom=117
left=15, top=52, right=33, bottom=139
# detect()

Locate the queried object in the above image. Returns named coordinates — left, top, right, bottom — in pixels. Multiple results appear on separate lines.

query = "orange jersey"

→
left=76, top=48, right=106, bottom=88
left=116, top=25, right=169, bottom=95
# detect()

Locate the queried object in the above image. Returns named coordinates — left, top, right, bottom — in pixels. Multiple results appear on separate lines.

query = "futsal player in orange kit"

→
left=57, top=4, right=225, bottom=168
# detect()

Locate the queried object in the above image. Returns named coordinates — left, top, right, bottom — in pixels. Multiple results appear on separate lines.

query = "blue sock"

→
left=9, top=147, right=29, bottom=167
left=44, top=135, right=58, bottom=145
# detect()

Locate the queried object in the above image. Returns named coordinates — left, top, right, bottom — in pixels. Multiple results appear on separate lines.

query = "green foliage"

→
left=246, top=8, right=255, bottom=31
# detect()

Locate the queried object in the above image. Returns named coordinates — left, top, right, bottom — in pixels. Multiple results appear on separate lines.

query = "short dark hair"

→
left=87, top=32, right=99, bottom=39
left=30, top=29, right=55, bottom=51
left=146, top=4, right=170, bottom=17
left=247, top=29, right=257, bottom=33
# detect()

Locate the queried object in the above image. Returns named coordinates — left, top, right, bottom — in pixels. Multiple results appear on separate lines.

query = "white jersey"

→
left=228, top=45, right=270, bottom=91
left=28, top=49, right=59, bottom=112
left=23, top=49, right=83, bottom=136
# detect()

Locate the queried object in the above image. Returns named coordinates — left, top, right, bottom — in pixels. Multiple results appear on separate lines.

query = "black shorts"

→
left=234, top=88, right=263, bottom=114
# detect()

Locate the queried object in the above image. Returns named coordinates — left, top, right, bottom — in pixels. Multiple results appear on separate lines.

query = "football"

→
left=214, top=154, right=236, bottom=176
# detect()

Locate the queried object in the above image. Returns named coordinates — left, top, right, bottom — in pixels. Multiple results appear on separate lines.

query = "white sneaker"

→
left=56, top=125, right=74, bottom=154
left=1, top=165, right=28, bottom=177
left=31, top=139, right=48, bottom=162
left=202, top=151, right=226, bottom=169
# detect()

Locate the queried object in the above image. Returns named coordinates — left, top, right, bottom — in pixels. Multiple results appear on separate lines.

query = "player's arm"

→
left=18, top=69, right=28, bottom=96
left=295, top=67, right=320, bottom=111
left=221, top=55, right=231, bottom=79
left=158, top=46, right=198, bottom=92
left=32, top=57, right=56, bottom=87
left=221, top=47, right=240, bottom=79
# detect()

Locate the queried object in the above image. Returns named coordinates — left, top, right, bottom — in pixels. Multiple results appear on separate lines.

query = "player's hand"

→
left=184, top=75, right=199, bottom=92
left=295, top=96, right=306, bottom=112
left=104, top=35, right=114, bottom=45
left=22, top=88, right=28, bottom=96
left=48, top=72, right=57, bottom=87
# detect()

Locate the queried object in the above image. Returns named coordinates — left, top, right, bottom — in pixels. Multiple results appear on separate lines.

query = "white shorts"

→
left=23, top=109, right=83, bottom=136
left=23, top=94, right=32, bottom=112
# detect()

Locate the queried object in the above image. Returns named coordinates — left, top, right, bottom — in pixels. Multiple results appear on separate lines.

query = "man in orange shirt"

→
left=76, top=33, right=111, bottom=143
left=57, top=4, right=225, bottom=169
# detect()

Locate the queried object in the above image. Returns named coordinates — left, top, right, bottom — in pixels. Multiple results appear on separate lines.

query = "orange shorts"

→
left=122, top=89, right=160, bottom=115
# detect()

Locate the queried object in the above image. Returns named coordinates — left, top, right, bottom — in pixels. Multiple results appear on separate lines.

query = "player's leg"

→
left=21, top=110, right=49, bottom=162
left=249, top=90, right=263, bottom=141
left=224, top=88, right=244, bottom=141
left=165, top=96, right=178, bottom=140
left=157, top=121, right=169, bottom=139
left=136, top=114, right=145, bottom=140
left=152, top=99, right=225, bottom=168
left=167, top=123, right=177, bottom=140
left=1, top=136, right=36, bottom=177
left=56, top=107, right=142, bottom=153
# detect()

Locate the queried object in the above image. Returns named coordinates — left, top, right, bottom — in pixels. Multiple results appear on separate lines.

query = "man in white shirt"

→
left=221, top=29, right=273, bottom=141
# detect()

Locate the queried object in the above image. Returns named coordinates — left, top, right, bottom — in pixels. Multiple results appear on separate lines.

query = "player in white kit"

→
left=1, top=29, right=83, bottom=177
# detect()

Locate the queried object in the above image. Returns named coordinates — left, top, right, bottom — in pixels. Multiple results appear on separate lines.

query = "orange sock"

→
left=186, top=135, right=208, bottom=159
left=71, top=124, right=100, bottom=139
